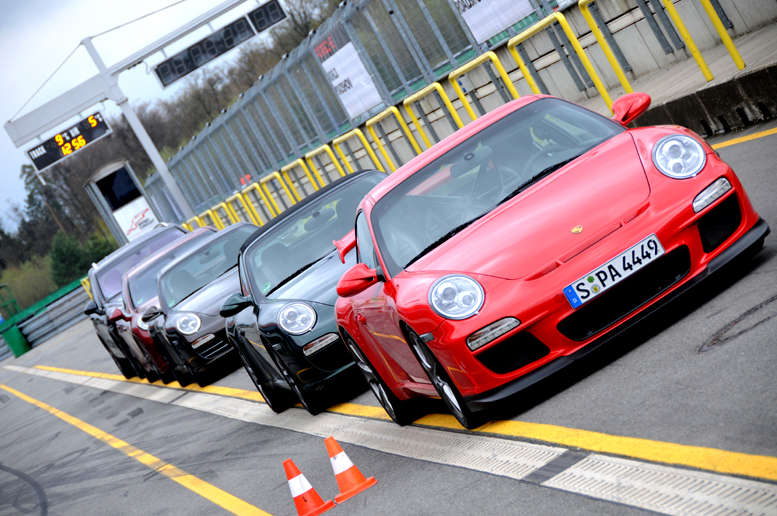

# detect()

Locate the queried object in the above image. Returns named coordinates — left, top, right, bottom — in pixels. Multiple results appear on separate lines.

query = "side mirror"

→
left=612, top=92, right=651, bottom=126
left=337, top=263, right=379, bottom=298
left=84, top=300, right=101, bottom=316
left=334, top=230, right=356, bottom=264
left=141, top=306, right=164, bottom=323
left=108, top=308, right=125, bottom=322
left=220, top=293, right=253, bottom=318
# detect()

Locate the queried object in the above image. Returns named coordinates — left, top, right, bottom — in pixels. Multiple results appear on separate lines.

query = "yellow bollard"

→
left=366, top=107, right=423, bottom=172
left=449, top=52, right=520, bottom=122
left=403, top=83, right=464, bottom=150
left=659, top=0, right=713, bottom=81
left=81, top=277, right=93, bottom=300
left=259, top=172, right=295, bottom=214
left=242, top=183, right=276, bottom=225
left=199, top=209, right=224, bottom=230
left=226, top=192, right=259, bottom=225
left=578, top=0, right=633, bottom=94
left=305, top=145, right=347, bottom=182
left=698, top=0, right=744, bottom=70
left=332, top=129, right=385, bottom=173
left=507, top=12, right=614, bottom=112
left=213, top=202, right=238, bottom=225
left=280, top=159, right=325, bottom=199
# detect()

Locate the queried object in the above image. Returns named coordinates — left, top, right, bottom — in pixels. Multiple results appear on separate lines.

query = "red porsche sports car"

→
left=335, top=93, right=769, bottom=429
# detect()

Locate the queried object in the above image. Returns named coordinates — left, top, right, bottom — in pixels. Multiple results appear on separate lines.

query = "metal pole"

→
left=81, top=37, right=195, bottom=219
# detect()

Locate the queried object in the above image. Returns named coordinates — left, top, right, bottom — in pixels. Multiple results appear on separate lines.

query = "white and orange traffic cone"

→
left=283, top=459, right=335, bottom=516
left=325, top=436, right=377, bottom=503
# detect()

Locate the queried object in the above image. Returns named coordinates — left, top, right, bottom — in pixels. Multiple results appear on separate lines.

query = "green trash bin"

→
left=2, top=325, right=30, bottom=358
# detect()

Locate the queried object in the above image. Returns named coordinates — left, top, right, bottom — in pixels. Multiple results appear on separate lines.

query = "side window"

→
left=355, top=211, right=377, bottom=269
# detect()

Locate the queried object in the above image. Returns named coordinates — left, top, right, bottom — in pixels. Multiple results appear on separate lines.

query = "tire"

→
left=185, top=362, right=208, bottom=388
left=171, top=364, right=194, bottom=387
left=158, top=367, right=176, bottom=385
left=238, top=348, right=291, bottom=413
left=269, top=351, right=324, bottom=415
left=114, top=356, right=137, bottom=379
left=406, top=329, right=482, bottom=430
left=343, top=332, right=415, bottom=425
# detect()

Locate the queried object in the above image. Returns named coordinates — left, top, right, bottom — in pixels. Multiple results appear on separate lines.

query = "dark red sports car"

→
left=335, top=93, right=769, bottom=429
left=113, top=227, right=216, bottom=383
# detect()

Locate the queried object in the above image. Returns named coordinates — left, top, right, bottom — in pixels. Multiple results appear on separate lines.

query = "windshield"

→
left=370, top=98, right=624, bottom=277
left=127, top=232, right=214, bottom=309
left=94, top=227, right=184, bottom=301
left=244, top=173, right=384, bottom=297
left=159, top=225, right=256, bottom=308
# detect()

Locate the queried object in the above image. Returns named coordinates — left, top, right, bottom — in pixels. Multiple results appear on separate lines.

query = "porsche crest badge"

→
left=571, top=225, right=583, bottom=234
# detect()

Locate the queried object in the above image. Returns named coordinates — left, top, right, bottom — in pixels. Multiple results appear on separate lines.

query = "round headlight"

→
left=137, top=317, right=149, bottom=331
left=652, top=135, right=706, bottom=179
left=176, top=314, right=202, bottom=335
left=428, top=275, right=484, bottom=320
left=278, top=303, right=316, bottom=335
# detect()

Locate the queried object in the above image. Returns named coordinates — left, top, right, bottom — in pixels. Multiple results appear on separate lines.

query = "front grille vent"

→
left=475, top=332, right=550, bottom=375
left=698, top=195, right=741, bottom=253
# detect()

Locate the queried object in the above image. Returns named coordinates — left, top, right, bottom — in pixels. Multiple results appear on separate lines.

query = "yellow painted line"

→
left=0, top=384, right=271, bottom=516
left=711, top=126, right=777, bottom=149
left=31, top=365, right=777, bottom=481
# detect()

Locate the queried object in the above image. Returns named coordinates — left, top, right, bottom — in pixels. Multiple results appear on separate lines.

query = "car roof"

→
left=239, top=169, right=386, bottom=254
left=365, top=95, right=544, bottom=203
left=92, top=224, right=187, bottom=271
left=123, top=227, right=216, bottom=282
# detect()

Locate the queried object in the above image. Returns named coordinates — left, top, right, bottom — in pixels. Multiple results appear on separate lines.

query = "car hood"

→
left=269, top=250, right=356, bottom=306
left=172, top=268, right=240, bottom=316
left=408, top=133, right=650, bottom=280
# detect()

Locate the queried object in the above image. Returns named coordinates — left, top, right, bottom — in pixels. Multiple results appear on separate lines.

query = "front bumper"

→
left=463, top=217, right=769, bottom=411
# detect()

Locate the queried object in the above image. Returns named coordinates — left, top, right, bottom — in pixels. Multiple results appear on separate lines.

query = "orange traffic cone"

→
left=325, top=436, right=377, bottom=503
left=283, top=459, right=335, bottom=516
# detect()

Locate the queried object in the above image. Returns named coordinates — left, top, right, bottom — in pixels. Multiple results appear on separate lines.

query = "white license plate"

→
left=563, top=234, right=665, bottom=309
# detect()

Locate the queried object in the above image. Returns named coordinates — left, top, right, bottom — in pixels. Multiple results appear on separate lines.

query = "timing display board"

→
left=247, top=0, right=286, bottom=33
left=27, top=113, right=111, bottom=172
left=312, top=26, right=382, bottom=120
left=154, top=1, right=286, bottom=88
left=155, top=17, right=256, bottom=87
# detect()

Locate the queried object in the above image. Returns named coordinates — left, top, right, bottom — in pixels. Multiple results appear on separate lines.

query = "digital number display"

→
left=312, top=26, right=350, bottom=63
left=247, top=0, right=286, bottom=33
left=154, top=17, right=256, bottom=87
left=27, top=113, right=111, bottom=172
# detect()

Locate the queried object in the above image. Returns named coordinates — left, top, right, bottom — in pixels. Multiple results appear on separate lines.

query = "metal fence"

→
left=145, top=0, right=746, bottom=229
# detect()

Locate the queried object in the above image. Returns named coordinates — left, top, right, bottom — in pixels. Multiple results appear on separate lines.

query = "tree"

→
left=50, top=231, right=86, bottom=288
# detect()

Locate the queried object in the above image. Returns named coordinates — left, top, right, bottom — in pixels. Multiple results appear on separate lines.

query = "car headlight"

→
left=278, top=303, right=316, bottom=335
left=176, top=314, right=202, bottom=335
left=429, top=275, right=484, bottom=320
left=652, top=135, right=706, bottom=179
left=137, top=317, right=149, bottom=331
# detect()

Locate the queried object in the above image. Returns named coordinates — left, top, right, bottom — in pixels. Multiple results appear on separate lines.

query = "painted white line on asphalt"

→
left=7, top=364, right=777, bottom=516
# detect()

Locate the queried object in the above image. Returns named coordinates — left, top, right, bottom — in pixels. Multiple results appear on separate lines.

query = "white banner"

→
left=112, top=197, right=159, bottom=242
left=321, top=42, right=383, bottom=119
left=454, top=0, right=535, bottom=44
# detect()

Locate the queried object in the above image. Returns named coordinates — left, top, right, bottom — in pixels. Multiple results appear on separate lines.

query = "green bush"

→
left=0, top=255, right=57, bottom=316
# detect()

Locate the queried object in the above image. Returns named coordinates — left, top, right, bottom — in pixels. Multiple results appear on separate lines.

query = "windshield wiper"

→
left=266, top=255, right=327, bottom=296
left=406, top=215, right=484, bottom=268
left=499, top=156, right=581, bottom=206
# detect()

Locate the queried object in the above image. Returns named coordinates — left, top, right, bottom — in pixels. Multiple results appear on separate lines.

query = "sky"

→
left=0, top=0, right=266, bottom=231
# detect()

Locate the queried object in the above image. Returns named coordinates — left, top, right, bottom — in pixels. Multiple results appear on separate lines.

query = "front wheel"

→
left=270, top=351, right=323, bottom=415
left=343, top=333, right=415, bottom=425
left=407, top=329, right=482, bottom=430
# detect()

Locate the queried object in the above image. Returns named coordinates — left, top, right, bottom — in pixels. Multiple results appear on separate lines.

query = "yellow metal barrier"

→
left=698, top=0, right=744, bottom=70
left=280, top=159, right=325, bottom=200
left=332, top=129, right=385, bottom=173
left=242, top=183, right=277, bottom=224
left=578, top=0, right=633, bottom=94
left=185, top=216, right=204, bottom=229
left=305, top=145, right=346, bottom=183
left=508, top=13, right=613, bottom=112
left=213, top=202, right=238, bottom=226
left=81, top=277, right=92, bottom=300
left=199, top=209, right=224, bottom=230
left=366, top=107, right=423, bottom=172
left=659, top=0, right=713, bottom=81
left=403, top=83, right=464, bottom=149
left=449, top=52, right=520, bottom=122
left=227, top=193, right=259, bottom=225
left=260, top=172, right=295, bottom=214
left=181, top=222, right=193, bottom=231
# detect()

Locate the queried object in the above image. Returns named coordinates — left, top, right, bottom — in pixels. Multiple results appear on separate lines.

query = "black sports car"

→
left=143, top=223, right=256, bottom=387
left=84, top=224, right=188, bottom=378
left=221, top=170, right=386, bottom=414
